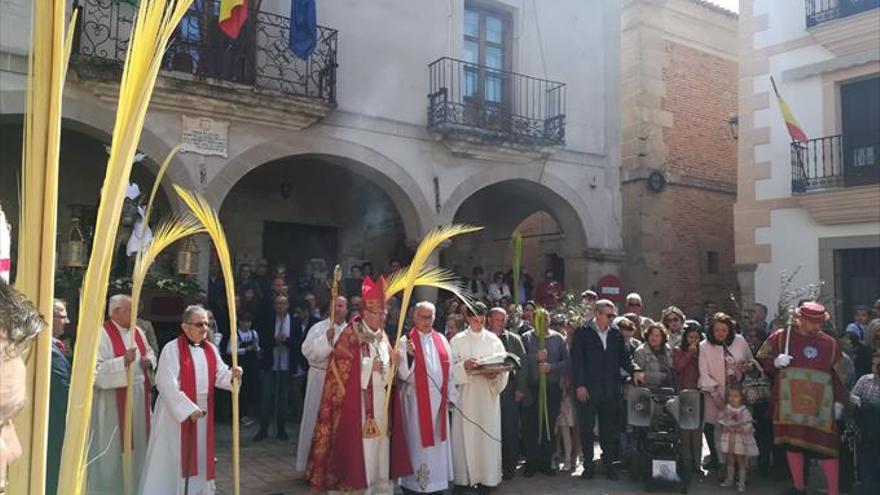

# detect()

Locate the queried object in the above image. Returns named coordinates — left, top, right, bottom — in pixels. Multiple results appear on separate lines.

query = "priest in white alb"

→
left=396, top=301, right=456, bottom=494
left=295, top=295, right=348, bottom=475
left=449, top=302, right=508, bottom=492
left=88, top=294, right=156, bottom=495
left=140, top=305, right=241, bottom=495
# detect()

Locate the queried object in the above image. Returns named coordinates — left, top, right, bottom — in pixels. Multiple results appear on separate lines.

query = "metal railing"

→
left=73, top=0, right=337, bottom=104
left=791, top=134, right=880, bottom=194
left=427, top=57, right=566, bottom=147
left=805, top=0, right=879, bottom=27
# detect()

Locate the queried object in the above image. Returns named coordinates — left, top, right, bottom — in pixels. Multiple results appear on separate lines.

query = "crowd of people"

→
left=1, top=261, right=879, bottom=495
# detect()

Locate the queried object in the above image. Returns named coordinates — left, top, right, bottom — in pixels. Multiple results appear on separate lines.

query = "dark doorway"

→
left=834, top=247, right=880, bottom=329
left=262, top=220, right=338, bottom=282
left=841, top=76, right=880, bottom=187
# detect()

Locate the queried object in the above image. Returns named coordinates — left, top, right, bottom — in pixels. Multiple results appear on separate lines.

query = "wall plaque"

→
left=181, top=116, right=229, bottom=157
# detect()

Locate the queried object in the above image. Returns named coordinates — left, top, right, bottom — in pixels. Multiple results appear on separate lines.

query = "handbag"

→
left=741, top=360, right=772, bottom=405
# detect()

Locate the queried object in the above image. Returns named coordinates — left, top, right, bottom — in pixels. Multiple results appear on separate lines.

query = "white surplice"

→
left=139, top=339, right=233, bottom=495
left=396, top=331, right=456, bottom=493
left=88, top=321, right=156, bottom=495
left=449, top=328, right=508, bottom=488
left=295, top=317, right=345, bottom=474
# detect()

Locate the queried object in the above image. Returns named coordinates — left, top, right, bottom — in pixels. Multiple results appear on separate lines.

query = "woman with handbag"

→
left=698, top=313, right=753, bottom=477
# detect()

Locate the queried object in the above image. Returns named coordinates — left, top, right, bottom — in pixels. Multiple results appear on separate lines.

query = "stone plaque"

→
left=181, top=116, right=229, bottom=157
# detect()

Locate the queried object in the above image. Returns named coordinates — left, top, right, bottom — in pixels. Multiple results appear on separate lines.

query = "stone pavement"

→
left=213, top=421, right=796, bottom=495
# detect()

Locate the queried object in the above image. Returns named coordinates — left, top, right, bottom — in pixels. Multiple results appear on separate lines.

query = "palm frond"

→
left=510, top=231, right=523, bottom=304
left=58, top=2, right=196, bottom=493
left=174, top=185, right=241, bottom=495
left=122, top=213, right=202, bottom=495
left=142, top=144, right=180, bottom=229
left=9, top=2, right=72, bottom=493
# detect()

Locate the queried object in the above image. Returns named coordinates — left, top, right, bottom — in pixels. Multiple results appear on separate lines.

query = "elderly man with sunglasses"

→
left=141, top=304, right=242, bottom=495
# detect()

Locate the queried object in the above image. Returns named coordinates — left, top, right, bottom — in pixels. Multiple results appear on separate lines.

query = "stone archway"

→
left=440, top=170, right=593, bottom=293
left=0, top=90, right=196, bottom=207
left=207, top=135, right=434, bottom=243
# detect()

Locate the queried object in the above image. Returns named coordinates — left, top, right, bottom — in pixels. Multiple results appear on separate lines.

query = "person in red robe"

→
left=306, top=275, right=411, bottom=492
left=758, top=302, right=848, bottom=495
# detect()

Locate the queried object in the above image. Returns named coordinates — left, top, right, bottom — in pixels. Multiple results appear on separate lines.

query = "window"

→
left=840, top=76, right=880, bottom=187
left=463, top=5, right=510, bottom=105
left=706, top=251, right=720, bottom=275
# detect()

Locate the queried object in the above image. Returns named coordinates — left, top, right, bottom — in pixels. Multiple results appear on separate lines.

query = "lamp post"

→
left=728, top=115, right=739, bottom=140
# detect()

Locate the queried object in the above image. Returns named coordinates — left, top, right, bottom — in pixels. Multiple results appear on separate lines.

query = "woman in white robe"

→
left=140, top=306, right=239, bottom=495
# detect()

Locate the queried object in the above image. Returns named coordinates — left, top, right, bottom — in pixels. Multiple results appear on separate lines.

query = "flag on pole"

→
left=771, top=76, right=808, bottom=144
left=219, top=0, right=248, bottom=40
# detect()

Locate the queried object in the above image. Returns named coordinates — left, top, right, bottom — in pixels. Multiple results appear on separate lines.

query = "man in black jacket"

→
left=571, top=299, right=644, bottom=480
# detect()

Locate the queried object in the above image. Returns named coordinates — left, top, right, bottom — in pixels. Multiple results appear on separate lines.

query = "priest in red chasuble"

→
left=758, top=301, right=848, bottom=495
left=306, top=275, right=411, bottom=493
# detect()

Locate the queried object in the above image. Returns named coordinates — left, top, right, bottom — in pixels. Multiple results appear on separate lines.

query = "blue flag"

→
left=290, top=0, right=317, bottom=60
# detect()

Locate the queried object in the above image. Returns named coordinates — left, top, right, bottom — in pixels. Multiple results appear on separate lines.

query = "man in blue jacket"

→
left=571, top=299, right=643, bottom=481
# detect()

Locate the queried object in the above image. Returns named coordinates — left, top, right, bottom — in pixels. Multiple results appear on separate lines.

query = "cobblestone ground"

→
left=214, top=422, right=797, bottom=495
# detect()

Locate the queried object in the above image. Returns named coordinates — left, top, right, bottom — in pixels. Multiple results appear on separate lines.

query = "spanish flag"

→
left=219, top=0, right=248, bottom=40
left=771, top=76, right=808, bottom=144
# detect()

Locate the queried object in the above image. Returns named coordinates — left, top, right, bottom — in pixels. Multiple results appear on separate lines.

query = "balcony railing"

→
left=73, top=0, right=337, bottom=104
left=427, top=57, right=565, bottom=147
left=805, top=0, right=880, bottom=27
left=791, top=134, right=880, bottom=194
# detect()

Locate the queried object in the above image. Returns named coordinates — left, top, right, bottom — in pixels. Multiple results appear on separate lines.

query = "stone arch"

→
left=206, top=135, right=434, bottom=242
left=439, top=166, right=592, bottom=252
left=0, top=89, right=196, bottom=208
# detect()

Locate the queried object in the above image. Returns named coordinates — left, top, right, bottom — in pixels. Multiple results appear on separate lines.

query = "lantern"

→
left=60, top=217, right=87, bottom=268
left=177, top=237, right=199, bottom=275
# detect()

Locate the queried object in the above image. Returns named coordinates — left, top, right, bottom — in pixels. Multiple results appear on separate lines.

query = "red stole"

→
left=102, top=320, right=151, bottom=450
left=177, top=335, right=217, bottom=480
left=306, top=317, right=412, bottom=491
left=409, top=328, right=449, bottom=447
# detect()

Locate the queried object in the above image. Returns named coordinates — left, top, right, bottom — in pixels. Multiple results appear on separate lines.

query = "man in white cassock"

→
left=140, top=305, right=241, bottom=495
left=88, top=294, right=156, bottom=495
left=449, top=302, right=508, bottom=494
left=294, top=295, right=348, bottom=475
left=396, top=301, right=456, bottom=494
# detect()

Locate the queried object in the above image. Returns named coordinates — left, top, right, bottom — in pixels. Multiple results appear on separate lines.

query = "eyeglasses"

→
left=665, top=317, right=680, bottom=323
left=415, top=313, right=433, bottom=320
left=185, top=321, right=210, bottom=328
left=627, top=302, right=642, bottom=307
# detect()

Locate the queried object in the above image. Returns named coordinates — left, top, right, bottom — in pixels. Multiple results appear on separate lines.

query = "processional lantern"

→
left=177, top=237, right=199, bottom=275
left=60, top=217, right=87, bottom=268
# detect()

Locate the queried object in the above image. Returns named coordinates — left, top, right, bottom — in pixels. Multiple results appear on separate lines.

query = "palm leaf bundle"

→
left=174, top=185, right=241, bottom=495
left=510, top=231, right=523, bottom=304
left=534, top=307, right=551, bottom=442
left=57, top=2, right=195, bottom=493
left=8, top=3, right=76, bottom=494
left=122, top=213, right=204, bottom=495
left=381, top=224, right=482, bottom=437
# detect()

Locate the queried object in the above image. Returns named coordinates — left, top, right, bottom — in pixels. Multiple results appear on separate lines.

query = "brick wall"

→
left=657, top=40, right=738, bottom=317
left=662, top=41, right=738, bottom=185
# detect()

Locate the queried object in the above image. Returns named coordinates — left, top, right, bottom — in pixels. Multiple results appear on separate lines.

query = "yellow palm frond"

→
left=58, top=2, right=196, bottom=494
left=8, top=4, right=76, bottom=494
left=121, top=214, right=203, bottom=495
left=385, top=266, right=474, bottom=310
left=380, top=224, right=481, bottom=442
left=141, top=144, right=180, bottom=229
left=174, top=185, right=241, bottom=495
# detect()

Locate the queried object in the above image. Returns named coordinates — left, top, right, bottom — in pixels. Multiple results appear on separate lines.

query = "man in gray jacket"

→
left=520, top=314, right=571, bottom=477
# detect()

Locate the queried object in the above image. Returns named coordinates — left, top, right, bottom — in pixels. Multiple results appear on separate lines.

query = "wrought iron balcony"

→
left=791, top=134, right=880, bottom=194
left=73, top=0, right=337, bottom=104
left=427, top=57, right=565, bottom=148
left=805, top=0, right=880, bottom=27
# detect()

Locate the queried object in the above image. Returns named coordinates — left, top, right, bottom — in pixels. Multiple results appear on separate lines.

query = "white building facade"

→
left=735, top=0, right=880, bottom=326
left=0, top=0, right=623, bottom=295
